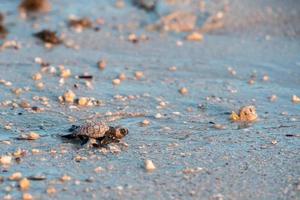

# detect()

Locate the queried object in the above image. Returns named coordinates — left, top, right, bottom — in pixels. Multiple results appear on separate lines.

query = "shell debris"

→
left=144, top=159, right=156, bottom=172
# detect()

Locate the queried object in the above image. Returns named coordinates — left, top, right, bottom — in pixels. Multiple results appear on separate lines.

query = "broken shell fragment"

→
left=292, top=95, right=300, bottom=103
left=144, top=159, right=156, bottom=172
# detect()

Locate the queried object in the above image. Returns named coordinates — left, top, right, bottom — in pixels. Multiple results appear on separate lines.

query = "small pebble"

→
left=144, top=159, right=156, bottom=172
left=20, top=132, right=40, bottom=140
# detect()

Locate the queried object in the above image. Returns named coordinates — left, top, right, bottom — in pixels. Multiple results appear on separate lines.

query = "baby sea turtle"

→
left=61, top=121, right=128, bottom=147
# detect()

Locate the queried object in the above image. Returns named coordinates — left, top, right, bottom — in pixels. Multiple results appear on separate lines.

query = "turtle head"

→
left=113, top=126, right=129, bottom=139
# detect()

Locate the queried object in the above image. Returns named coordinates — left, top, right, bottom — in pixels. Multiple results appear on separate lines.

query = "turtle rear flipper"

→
left=61, top=133, right=77, bottom=139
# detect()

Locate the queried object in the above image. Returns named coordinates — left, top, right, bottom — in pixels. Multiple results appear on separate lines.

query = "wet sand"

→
left=0, top=0, right=300, bottom=199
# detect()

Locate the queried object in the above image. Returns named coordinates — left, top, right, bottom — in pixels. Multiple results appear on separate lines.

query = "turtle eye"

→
left=121, top=128, right=128, bottom=135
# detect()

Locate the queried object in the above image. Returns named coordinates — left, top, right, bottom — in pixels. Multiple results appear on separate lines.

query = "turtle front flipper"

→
left=79, top=136, right=89, bottom=146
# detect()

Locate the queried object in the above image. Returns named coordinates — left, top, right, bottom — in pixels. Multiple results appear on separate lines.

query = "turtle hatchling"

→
left=62, top=121, right=128, bottom=147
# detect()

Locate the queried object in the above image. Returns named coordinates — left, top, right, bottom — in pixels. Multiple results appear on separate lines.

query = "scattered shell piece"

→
left=19, top=132, right=40, bottom=140
left=19, top=178, right=30, bottom=191
left=213, top=124, right=226, bottom=130
left=248, top=79, right=255, bottom=85
left=19, top=101, right=31, bottom=108
left=269, top=95, right=277, bottom=102
left=60, top=68, right=71, bottom=78
left=60, top=175, right=72, bottom=182
left=292, top=95, right=300, bottom=103
left=36, top=82, right=44, bottom=89
left=144, top=159, right=156, bottom=172
left=128, top=33, right=138, bottom=43
left=135, top=71, right=144, bottom=80
left=227, top=67, right=236, bottom=76
left=22, top=193, right=33, bottom=200
left=168, top=66, right=177, bottom=71
left=262, top=75, right=269, bottom=81
left=9, top=172, right=22, bottom=181
left=94, top=166, right=104, bottom=173
left=46, top=186, right=56, bottom=195
left=186, top=32, right=203, bottom=41
left=271, top=140, right=278, bottom=145
left=77, top=97, right=88, bottom=106
left=155, top=113, right=162, bottom=119
left=112, top=78, right=121, bottom=85
left=0, top=155, right=12, bottom=165
left=141, top=119, right=150, bottom=126
left=62, top=90, right=76, bottom=103
left=32, top=73, right=42, bottom=80
left=12, top=88, right=23, bottom=95
left=97, top=60, right=106, bottom=70
left=179, top=87, right=188, bottom=95
left=118, top=73, right=126, bottom=81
